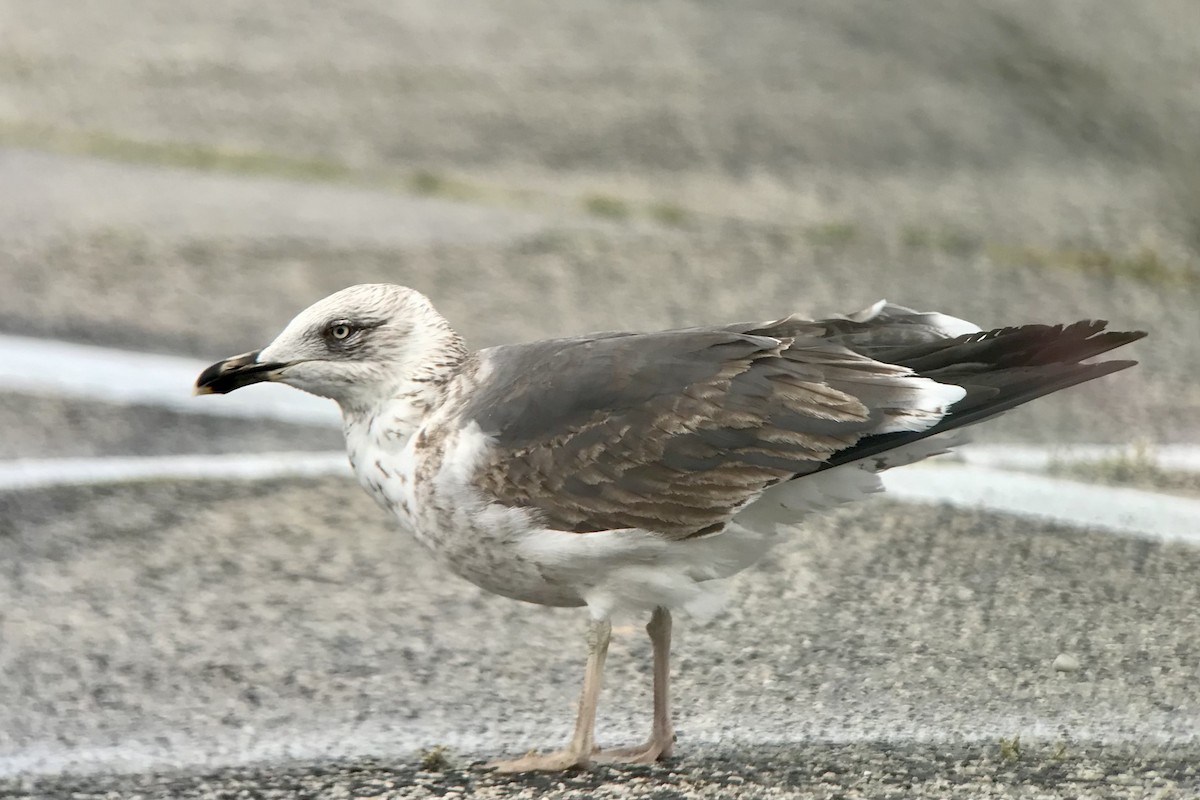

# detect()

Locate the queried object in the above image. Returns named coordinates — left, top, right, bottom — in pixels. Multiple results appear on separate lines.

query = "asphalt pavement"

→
left=1, top=462, right=1198, bottom=798
left=0, top=138, right=1196, bottom=798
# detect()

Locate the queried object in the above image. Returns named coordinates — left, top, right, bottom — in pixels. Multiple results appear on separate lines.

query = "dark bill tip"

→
left=194, top=350, right=287, bottom=395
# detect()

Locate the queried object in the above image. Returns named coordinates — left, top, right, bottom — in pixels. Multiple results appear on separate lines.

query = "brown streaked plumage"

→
left=463, top=317, right=1140, bottom=542
left=193, top=284, right=1145, bottom=773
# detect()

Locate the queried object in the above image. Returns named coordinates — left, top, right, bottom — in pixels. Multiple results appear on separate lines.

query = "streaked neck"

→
left=340, top=322, right=468, bottom=438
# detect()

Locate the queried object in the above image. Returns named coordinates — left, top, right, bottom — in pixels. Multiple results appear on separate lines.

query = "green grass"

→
left=805, top=221, right=858, bottom=248
left=583, top=193, right=631, bottom=219
left=902, top=225, right=980, bottom=255
left=417, top=745, right=453, bottom=771
left=407, top=169, right=486, bottom=201
left=0, top=121, right=356, bottom=183
left=997, top=737, right=1076, bottom=767
left=0, top=120, right=501, bottom=205
left=649, top=201, right=689, bottom=227
left=987, top=243, right=1197, bottom=286
left=1, top=118, right=712, bottom=230
left=936, top=229, right=981, bottom=256
left=410, top=169, right=447, bottom=195
left=0, top=119, right=507, bottom=210
left=901, top=226, right=935, bottom=249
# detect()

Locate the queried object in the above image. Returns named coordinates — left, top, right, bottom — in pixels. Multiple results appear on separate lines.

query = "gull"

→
left=195, top=284, right=1144, bottom=771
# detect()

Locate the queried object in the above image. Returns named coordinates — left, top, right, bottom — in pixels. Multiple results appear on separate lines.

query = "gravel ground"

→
left=0, top=392, right=341, bottom=458
left=1, top=478, right=1197, bottom=796
left=5, top=745, right=1199, bottom=799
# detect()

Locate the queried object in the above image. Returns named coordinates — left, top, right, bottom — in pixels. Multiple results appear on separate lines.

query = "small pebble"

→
left=1053, top=653, right=1082, bottom=672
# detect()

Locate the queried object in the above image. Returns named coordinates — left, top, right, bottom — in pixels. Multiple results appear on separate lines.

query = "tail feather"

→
left=823, top=321, right=1145, bottom=471
left=872, top=321, right=1144, bottom=373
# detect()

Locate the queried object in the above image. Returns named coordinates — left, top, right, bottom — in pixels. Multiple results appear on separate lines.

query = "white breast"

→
left=343, top=411, right=419, bottom=528
left=345, top=412, right=587, bottom=607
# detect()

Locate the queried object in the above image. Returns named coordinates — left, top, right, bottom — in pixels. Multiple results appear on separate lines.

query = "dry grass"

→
left=1048, top=446, right=1200, bottom=495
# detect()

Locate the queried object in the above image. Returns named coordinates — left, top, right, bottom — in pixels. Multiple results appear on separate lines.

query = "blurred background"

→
left=2, top=1, right=1199, bottom=795
left=2, top=0, right=1198, bottom=440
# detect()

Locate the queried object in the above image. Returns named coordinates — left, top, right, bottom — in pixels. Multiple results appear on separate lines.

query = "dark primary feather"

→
left=463, top=308, right=1144, bottom=539
left=823, top=320, right=1145, bottom=469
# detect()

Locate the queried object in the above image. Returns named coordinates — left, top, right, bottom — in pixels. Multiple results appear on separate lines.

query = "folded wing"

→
left=461, top=303, right=1142, bottom=539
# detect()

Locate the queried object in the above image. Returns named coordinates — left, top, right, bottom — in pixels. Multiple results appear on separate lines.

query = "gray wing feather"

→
left=463, top=313, right=957, bottom=539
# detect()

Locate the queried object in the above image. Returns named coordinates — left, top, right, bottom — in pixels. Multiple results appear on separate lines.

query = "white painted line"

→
left=956, top=444, right=1200, bottom=473
left=883, top=463, right=1200, bottom=545
left=3, top=333, right=1199, bottom=478
left=0, top=334, right=340, bottom=427
left=1, top=334, right=1197, bottom=543
left=3, top=452, right=1197, bottom=546
left=0, top=452, right=350, bottom=492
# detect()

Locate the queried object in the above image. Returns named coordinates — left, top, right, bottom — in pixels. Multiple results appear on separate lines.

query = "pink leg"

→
left=594, top=606, right=675, bottom=764
left=489, top=617, right=612, bottom=772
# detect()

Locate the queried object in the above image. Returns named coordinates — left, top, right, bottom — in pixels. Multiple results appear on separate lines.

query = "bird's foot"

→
left=592, top=733, right=674, bottom=765
left=487, top=746, right=591, bottom=773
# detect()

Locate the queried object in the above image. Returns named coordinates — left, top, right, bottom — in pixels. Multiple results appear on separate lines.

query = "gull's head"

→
left=194, top=284, right=464, bottom=407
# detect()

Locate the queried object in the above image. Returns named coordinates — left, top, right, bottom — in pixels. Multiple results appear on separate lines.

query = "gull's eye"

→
left=325, top=321, right=357, bottom=342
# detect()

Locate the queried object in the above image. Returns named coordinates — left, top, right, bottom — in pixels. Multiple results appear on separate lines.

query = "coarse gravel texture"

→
left=1, top=477, right=1197, bottom=795
left=4, top=745, right=1199, bottom=799
left=0, top=392, right=341, bottom=459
